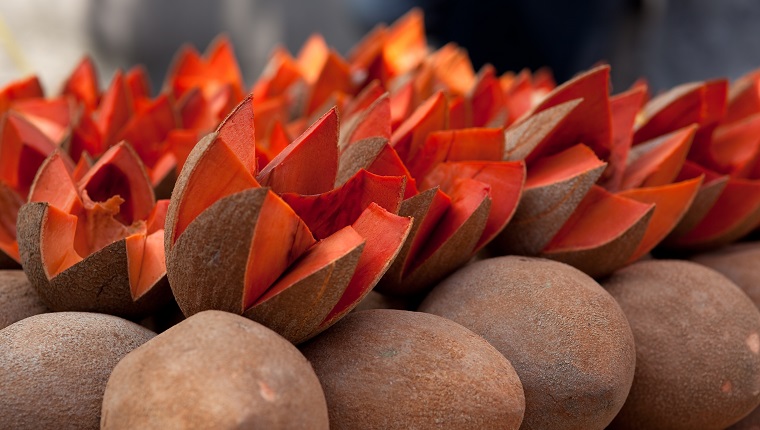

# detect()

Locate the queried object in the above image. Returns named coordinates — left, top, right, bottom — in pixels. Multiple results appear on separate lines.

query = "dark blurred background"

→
left=2, top=0, right=760, bottom=94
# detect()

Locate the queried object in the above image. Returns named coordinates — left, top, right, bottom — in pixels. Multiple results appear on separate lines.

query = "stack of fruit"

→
left=2, top=8, right=760, bottom=429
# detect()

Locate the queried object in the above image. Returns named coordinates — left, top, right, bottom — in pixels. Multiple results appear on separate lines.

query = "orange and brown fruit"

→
left=603, top=260, right=760, bottom=430
left=0, top=312, right=155, bottom=430
left=419, top=256, right=636, bottom=430
left=101, top=310, right=328, bottom=430
left=165, top=96, right=412, bottom=343
left=300, top=309, right=526, bottom=430
left=18, top=142, right=172, bottom=318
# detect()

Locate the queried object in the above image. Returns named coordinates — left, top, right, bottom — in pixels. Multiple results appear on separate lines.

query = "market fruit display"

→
left=604, top=260, right=760, bottom=429
left=300, top=309, right=526, bottom=429
left=101, top=310, right=328, bottom=430
left=0, top=312, right=155, bottom=430
left=419, top=256, right=636, bottom=430
left=2, top=6, right=760, bottom=428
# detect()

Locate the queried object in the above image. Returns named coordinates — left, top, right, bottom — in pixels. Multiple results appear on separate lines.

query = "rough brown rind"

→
left=101, top=310, right=329, bottom=430
left=352, top=290, right=411, bottom=312
left=377, top=189, right=490, bottom=296
left=164, top=131, right=217, bottom=257
left=244, top=241, right=364, bottom=344
left=503, top=99, right=583, bottom=161
left=0, top=270, right=47, bottom=329
left=604, top=260, right=760, bottom=430
left=17, top=202, right=171, bottom=319
left=168, top=187, right=267, bottom=316
left=493, top=162, right=606, bottom=256
left=0, top=312, right=155, bottom=430
left=335, top=136, right=388, bottom=186
left=420, top=256, right=636, bottom=430
left=665, top=176, right=728, bottom=242
left=540, top=207, right=654, bottom=279
left=300, top=309, right=526, bottom=430
left=691, top=242, right=760, bottom=307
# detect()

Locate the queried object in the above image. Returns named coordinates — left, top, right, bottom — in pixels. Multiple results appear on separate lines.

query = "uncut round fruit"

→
left=692, top=242, right=760, bottom=306
left=300, top=309, right=526, bottom=429
left=603, top=260, right=760, bottom=430
left=419, top=256, right=635, bottom=430
left=0, top=270, right=47, bottom=329
left=101, top=310, right=328, bottom=430
left=0, top=312, right=155, bottom=430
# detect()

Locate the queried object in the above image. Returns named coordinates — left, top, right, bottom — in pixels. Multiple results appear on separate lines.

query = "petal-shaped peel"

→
left=281, top=169, right=405, bottom=240
left=493, top=144, right=606, bottom=255
left=619, top=177, right=702, bottom=262
left=541, top=186, right=654, bottom=278
left=167, top=187, right=315, bottom=316
left=257, top=108, right=339, bottom=195
left=17, top=202, right=171, bottom=318
left=244, top=227, right=365, bottom=344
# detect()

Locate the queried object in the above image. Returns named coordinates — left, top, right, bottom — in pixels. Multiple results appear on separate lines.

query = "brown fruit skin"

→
left=603, top=260, right=760, bottom=430
left=17, top=202, right=173, bottom=319
left=101, top=310, right=329, bottom=430
left=694, top=243, right=760, bottom=429
left=419, top=256, right=636, bottom=430
left=692, top=242, right=760, bottom=306
left=0, top=270, right=47, bottom=329
left=0, top=312, right=155, bottom=430
left=300, top=309, right=526, bottom=430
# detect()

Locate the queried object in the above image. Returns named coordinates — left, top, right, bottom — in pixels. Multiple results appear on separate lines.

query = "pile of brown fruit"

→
left=3, top=9, right=760, bottom=429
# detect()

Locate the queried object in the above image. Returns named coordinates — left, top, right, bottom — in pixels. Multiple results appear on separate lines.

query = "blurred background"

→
left=2, top=0, right=760, bottom=94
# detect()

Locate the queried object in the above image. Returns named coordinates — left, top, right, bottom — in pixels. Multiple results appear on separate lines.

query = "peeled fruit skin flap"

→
left=18, top=143, right=172, bottom=319
left=420, top=256, right=636, bottom=430
left=0, top=312, right=155, bottom=430
left=101, top=311, right=329, bottom=430
left=300, top=309, right=526, bottom=430
left=603, top=260, right=760, bottom=430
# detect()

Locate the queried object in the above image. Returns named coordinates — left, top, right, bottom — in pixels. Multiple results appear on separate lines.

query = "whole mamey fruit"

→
left=693, top=243, right=760, bottom=429
left=604, top=260, right=760, bottom=429
left=101, top=310, right=328, bottom=429
left=0, top=312, right=155, bottom=429
left=692, top=242, right=760, bottom=305
left=301, top=309, right=526, bottom=429
left=0, top=270, right=46, bottom=329
left=419, top=256, right=635, bottom=430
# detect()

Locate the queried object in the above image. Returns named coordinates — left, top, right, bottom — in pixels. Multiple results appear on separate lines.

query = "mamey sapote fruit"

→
left=419, top=256, right=635, bottom=430
left=0, top=312, right=155, bottom=430
left=603, top=260, right=760, bottom=429
left=17, top=142, right=173, bottom=318
left=300, top=309, right=525, bottom=429
left=165, top=96, right=412, bottom=343
left=101, top=310, right=328, bottom=430
left=691, top=242, right=760, bottom=305
left=692, top=242, right=760, bottom=429
left=0, top=270, right=46, bottom=329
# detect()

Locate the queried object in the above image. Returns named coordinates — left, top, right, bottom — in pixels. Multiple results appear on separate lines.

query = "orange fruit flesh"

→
left=243, top=191, right=315, bottom=310
left=544, top=185, right=653, bottom=252
left=35, top=146, right=167, bottom=300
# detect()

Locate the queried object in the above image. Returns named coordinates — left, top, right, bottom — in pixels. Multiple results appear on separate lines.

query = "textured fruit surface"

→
left=101, top=310, right=328, bottom=430
left=0, top=270, right=46, bottom=329
left=420, top=256, right=636, bottom=430
left=604, top=260, right=760, bottom=430
left=301, top=309, right=525, bottom=430
left=0, top=312, right=155, bottom=430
